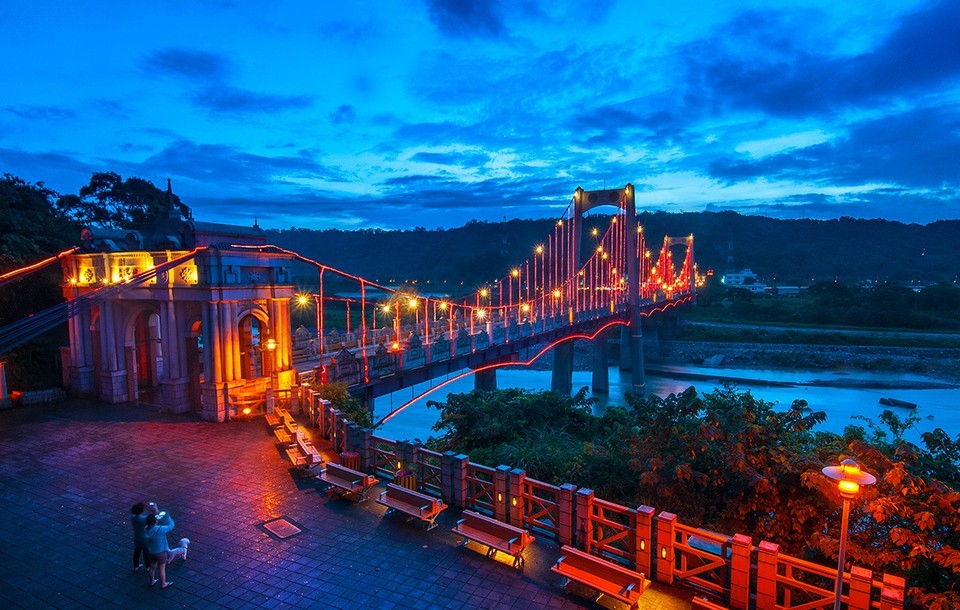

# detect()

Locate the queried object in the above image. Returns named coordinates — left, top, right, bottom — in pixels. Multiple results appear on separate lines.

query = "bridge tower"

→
left=561, top=184, right=645, bottom=395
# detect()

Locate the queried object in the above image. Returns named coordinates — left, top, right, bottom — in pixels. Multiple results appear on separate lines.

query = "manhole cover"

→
left=262, top=517, right=302, bottom=539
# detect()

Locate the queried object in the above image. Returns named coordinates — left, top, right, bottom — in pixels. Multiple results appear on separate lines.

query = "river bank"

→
left=513, top=331, right=960, bottom=390
left=653, top=339, right=960, bottom=384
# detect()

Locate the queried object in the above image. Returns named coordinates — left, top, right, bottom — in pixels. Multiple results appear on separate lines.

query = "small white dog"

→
left=178, top=538, right=191, bottom=561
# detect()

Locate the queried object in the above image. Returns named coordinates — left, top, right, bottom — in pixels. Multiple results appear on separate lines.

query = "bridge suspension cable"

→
left=0, top=246, right=79, bottom=290
left=0, top=248, right=205, bottom=355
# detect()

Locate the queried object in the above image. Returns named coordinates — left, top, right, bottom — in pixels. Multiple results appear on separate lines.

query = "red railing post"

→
left=576, top=488, right=594, bottom=551
left=359, top=428, right=373, bottom=473
left=756, top=541, right=779, bottom=610
left=635, top=505, right=655, bottom=579
left=508, top=468, right=524, bottom=526
left=558, top=483, right=577, bottom=546
left=312, top=395, right=326, bottom=429
left=494, top=465, right=510, bottom=522
left=880, top=574, right=906, bottom=610
left=656, top=511, right=676, bottom=584
left=440, top=451, right=456, bottom=506
left=331, top=409, right=344, bottom=451
left=448, top=453, right=469, bottom=508
left=730, top=534, right=752, bottom=609
left=848, top=566, right=873, bottom=610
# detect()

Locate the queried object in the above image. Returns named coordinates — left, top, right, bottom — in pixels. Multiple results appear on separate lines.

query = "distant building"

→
left=721, top=268, right=767, bottom=294
left=772, top=286, right=802, bottom=296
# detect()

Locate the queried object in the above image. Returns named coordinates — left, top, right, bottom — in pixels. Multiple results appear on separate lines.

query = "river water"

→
left=376, top=363, right=960, bottom=445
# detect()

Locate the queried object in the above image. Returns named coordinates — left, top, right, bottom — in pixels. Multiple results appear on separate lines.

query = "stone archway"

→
left=133, top=310, right=161, bottom=390
left=63, top=242, right=296, bottom=421
left=239, top=313, right=267, bottom=379
left=122, top=305, right=163, bottom=404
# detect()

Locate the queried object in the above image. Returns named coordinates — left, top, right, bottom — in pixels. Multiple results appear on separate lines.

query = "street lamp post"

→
left=822, top=458, right=876, bottom=610
left=264, top=337, right=277, bottom=412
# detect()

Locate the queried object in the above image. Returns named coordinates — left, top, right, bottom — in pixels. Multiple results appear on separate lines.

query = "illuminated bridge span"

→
left=0, top=184, right=698, bottom=422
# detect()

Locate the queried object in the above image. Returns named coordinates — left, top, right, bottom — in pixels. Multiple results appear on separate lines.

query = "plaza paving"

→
left=0, top=399, right=696, bottom=609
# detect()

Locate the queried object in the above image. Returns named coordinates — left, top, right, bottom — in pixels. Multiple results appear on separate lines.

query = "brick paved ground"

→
left=0, top=400, right=696, bottom=609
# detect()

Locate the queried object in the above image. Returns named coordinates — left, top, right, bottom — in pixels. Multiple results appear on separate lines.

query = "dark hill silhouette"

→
left=266, top=212, right=960, bottom=288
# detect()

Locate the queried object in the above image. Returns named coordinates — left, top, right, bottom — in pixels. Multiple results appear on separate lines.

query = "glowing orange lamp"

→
left=822, top=459, right=876, bottom=610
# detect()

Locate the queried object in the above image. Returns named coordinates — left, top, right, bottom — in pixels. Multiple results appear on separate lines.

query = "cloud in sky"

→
left=690, top=1, right=960, bottom=117
left=142, top=48, right=232, bottom=82
left=192, top=87, right=314, bottom=115
left=0, top=0, right=957, bottom=230
left=423, top=0, right=508, bottom=37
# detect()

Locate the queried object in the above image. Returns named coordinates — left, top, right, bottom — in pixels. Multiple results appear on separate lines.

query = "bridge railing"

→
left=370, top=435, right=398, bottom=480
left=520, top=475, right=561, bottom=539
left=299, top=292, right=657, bottom=387
left=578, top=490, right=637, bottom=568
left=297, top=386, right=906, bottom=610
left=672, top=522, right=732, bottom=598
left=464, top=463, right=497, bottom=517
left=416, top=448, right=443, bottom=497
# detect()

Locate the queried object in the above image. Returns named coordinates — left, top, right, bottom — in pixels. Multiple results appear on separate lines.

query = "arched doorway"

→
left=239, top=314, right=267, bottom=379
left=133, top=309, right=162, bottom=398
left=187, top=320, right=203, bottom=412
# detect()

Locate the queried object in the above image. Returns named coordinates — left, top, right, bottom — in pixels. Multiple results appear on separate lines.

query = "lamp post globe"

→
left=822, top=459, right=876, bottom=610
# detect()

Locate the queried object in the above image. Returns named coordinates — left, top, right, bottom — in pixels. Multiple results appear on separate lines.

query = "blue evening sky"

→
left=1, top=0, right=958, bottom=229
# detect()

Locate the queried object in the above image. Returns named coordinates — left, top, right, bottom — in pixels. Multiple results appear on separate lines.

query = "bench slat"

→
left=452, top=510, right=534, bottom=569
left=319, top=463, right=377, bottom=502
left=551, top=545, right=645, bottom=608
left=376, top=484, right=446, bottom=530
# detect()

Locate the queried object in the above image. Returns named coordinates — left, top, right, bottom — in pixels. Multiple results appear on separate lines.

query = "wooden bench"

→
left=452, top=510, right=534, bottom=569
left=551, top=545, right=647, bottom=610
left=319, top=463, right=378, bottom=502
left=273, top=426, right=292, bottom=445
left=283, top=435, right=324, bottom=474
left=297, top=435, right=323, bottom=466
left=283, top=417, right=298, bottom=438
left=264, top=411, right=281, bottom=428
left=376, top=483, right=446, bottom=531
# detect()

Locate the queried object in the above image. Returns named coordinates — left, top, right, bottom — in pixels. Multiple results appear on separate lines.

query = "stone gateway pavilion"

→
left=60, top=200, right=298, bottom=422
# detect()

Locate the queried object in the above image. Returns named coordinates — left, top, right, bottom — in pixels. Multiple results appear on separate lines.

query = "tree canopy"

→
left=57, top=171, right=188, bottom=228
left=0, top=174, right=76, bottom=268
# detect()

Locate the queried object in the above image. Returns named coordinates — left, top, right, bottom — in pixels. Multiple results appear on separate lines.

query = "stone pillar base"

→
left=201, top=382, right=229, bottom=422
left=98, top=370, right=129, bottom=403
left=203, top=379, right=248, bottom=421
left=160, top=378, right=193, bottom=414
left=69, top=366, right=97, bottom=396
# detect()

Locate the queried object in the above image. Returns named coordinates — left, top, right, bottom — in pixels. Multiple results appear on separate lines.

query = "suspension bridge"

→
left=0, top=184, right=698, bottom=422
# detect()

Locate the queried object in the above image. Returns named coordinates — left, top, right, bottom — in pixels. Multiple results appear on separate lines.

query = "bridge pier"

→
left=551, top=341, right=574, bottom=395
left=474, top=368, right=497, bottom=391
left=359, top=390, right=375, bottom=415
left=592, top=329, right=608, bottom=394
left=628, top=320, right=645, bottom=396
